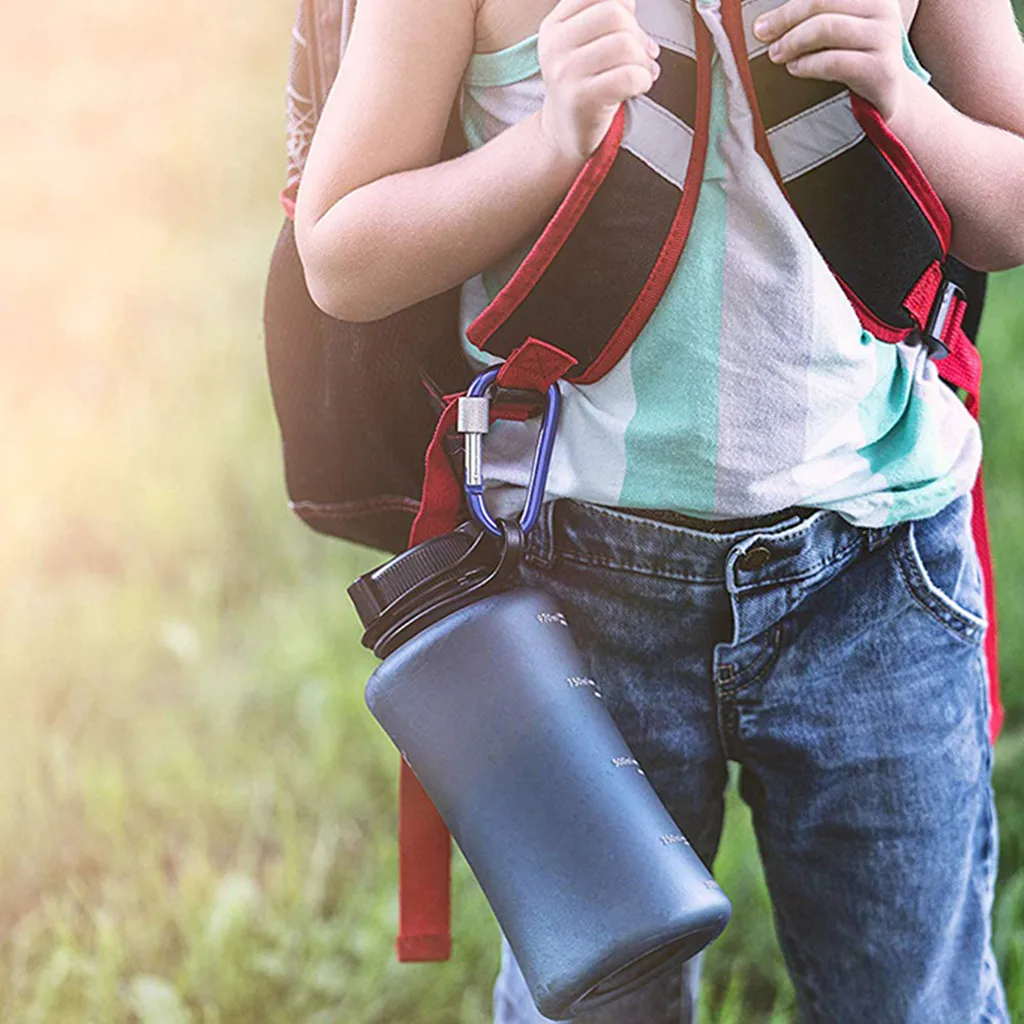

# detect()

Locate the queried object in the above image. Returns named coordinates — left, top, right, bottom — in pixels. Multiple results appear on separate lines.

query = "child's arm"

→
left=753, top=0, right=1024, bottom=272
left=294, top=0, right=661, bottom=323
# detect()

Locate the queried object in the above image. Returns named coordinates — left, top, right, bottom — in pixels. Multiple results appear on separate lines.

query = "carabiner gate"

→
left=458, top=366, right=562, bottom=537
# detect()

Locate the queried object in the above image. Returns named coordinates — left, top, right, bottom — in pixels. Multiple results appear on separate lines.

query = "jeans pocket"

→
left=892, top=491, right=989, bottom=644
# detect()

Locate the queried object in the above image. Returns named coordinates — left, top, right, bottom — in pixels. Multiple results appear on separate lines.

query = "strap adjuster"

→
left=910, top=278, right=965, bottom=361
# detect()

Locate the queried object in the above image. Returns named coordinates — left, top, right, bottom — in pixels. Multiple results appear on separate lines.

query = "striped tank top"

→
left=457, top=3, right=981, bottom=528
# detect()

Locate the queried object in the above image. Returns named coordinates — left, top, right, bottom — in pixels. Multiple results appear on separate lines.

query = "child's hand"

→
left=538, top=0, right=662, bottom=163
left=752, top=0, right=911, bottom=123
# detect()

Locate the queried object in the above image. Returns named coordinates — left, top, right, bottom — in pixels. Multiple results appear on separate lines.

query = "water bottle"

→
left=349, top=369, right=731, bottom=1019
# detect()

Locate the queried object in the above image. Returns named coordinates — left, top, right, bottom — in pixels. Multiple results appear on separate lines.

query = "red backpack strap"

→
left=397, top=338, right=577, bottom=962
left=933, top=299, right=1004, bottom=742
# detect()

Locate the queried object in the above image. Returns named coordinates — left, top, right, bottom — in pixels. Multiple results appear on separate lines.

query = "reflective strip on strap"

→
left=741, top=0, right=786, bottom=58
left=768, top=92, right=865, bottom=183
left=636, top=0, right=696, bottom=58
left=622, top=95, right=695, bottom=192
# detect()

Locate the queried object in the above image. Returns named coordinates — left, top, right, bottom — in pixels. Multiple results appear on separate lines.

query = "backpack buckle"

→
left=909, top=278, right=965, bottom=361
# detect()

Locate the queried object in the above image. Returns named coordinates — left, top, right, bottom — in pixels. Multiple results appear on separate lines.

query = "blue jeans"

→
left=492, top=491, right=1007, bottom=1024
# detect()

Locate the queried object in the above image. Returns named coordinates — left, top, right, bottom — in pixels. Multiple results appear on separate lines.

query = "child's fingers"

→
left=753, top=0, right=880, bottom=45
left=584, top=60, right=660, bottom=106
left=784, top=47, right=874, bottom=90
left=564, top=29, right=660, bottom=85
left=547, top=0, right=636, bottom=28
left=556, top=0, right=657, bottom=61
left=761, top=0, right=905, bottom=118
left=767, top=12, right=880, bottom=64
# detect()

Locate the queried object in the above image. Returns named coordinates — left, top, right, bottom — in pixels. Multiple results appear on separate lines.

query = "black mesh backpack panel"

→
left=264, top=218, right=471, bottom=553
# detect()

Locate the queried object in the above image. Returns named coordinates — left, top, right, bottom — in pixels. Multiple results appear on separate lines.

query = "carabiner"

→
left=457, top=366, right=562, bottom=537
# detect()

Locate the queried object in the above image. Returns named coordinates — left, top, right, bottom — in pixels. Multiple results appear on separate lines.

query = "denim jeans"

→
left=492, top=490, right=1007, bottom=1024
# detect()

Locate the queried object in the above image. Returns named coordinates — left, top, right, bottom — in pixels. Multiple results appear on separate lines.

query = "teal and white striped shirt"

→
left=457, top=5, right=981, bottom=528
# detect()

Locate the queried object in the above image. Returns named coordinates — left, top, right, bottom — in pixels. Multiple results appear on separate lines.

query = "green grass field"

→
left=3, top=3, right=1023, bottom=1020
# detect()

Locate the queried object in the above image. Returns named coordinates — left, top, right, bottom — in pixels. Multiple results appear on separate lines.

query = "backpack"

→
left=262, top=0, right=998, bottom=964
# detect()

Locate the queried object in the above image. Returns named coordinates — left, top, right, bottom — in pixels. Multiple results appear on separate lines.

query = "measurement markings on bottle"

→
left=536, top=611, right=569, bottom=627
left=612, top=756, right=639, bottom=768
left=567, top=676, right=597, bottom=689
left=659, top=833, right=691, bottom=847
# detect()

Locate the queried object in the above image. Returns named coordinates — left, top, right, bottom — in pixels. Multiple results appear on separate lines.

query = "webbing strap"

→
left=396, top=338, right=576, bottom=962
left=936, top=301, right=1004, bottom=742
left=395, top=765, right=452, bottom=962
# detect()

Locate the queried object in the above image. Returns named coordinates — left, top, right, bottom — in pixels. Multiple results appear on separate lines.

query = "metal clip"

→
left=459, top=367, right=562, bottom=537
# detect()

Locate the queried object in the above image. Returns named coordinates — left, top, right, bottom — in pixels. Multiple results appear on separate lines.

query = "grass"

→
left=2, top=2, right=1023, bottom=1020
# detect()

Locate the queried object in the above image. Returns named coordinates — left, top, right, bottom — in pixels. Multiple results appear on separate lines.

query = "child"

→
left=293, top=0, right=1024, bottom=1019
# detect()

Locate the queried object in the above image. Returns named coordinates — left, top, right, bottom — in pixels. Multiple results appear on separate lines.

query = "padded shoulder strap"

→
left=465, top=0, right=715, bottom=384
left=719, top=0, right=954, bottom=341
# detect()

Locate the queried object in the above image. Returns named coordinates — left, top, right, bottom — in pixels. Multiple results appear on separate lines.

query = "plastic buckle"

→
left=910, top=278, right=964, bottom=361
left=458, top=367, right=561, bottom=538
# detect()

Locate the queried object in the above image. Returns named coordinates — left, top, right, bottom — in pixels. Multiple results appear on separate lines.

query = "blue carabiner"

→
left=459, top=367, right=561, bottom=537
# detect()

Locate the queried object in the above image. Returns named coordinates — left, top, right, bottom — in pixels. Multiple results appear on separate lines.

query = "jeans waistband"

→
left=615, top=504, right=820, bottom=533
left=523, top=498, right=898, bottom=585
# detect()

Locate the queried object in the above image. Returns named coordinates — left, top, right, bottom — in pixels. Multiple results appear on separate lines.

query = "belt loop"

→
left=866, top=523, right=897, bottom=554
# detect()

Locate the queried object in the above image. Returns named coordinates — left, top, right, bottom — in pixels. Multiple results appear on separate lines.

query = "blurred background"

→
left=3, top=2, right=1024, bottom=1020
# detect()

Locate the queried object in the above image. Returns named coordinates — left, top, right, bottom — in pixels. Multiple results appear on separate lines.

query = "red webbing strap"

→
left=493, top=336, right=579, bottom=397
left=393, top=400, right=458, bottom=964
left=903, top=261, right=944, bottom=331
left=407, top=399, right=464, bottom=553
left=973, top=466, right=1003, bottom=742
left=396, top=338, right=576, bottom=962
left=937, top=300, right=1004, bottom=742
left=395, top=763, right=452, bottom=962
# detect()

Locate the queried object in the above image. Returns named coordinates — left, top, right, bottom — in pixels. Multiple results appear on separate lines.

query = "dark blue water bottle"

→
left=349, top=369, right=730, bottom=1019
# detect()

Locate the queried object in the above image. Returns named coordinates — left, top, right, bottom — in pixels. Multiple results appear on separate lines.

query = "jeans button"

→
left=737, top=545, right=772, bottom=571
